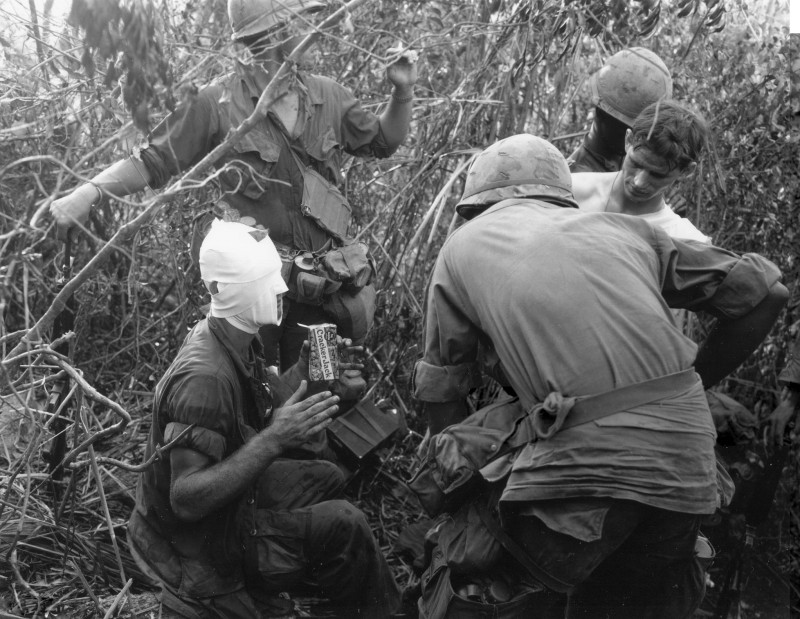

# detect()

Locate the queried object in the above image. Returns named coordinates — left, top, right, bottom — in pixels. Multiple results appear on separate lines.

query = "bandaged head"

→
left=199, top=219, right=288, bottom=331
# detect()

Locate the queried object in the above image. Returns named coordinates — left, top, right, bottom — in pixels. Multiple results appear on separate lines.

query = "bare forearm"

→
left=51, top=157, right=154, bottom=234
left=379, top=87, right=413, bottom=149
left=89, top=157, right=152, bottom=197
left=171, top=431, right=282, bottom=520
left=694, top=282, right=789, bottom=388
left=171, top=387, right=339, bottom=521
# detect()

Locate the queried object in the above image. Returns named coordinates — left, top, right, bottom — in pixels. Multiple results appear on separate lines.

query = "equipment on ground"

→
left=326, top=397, right=403, bottom=467
left=713, top=443, right=790, bottom=619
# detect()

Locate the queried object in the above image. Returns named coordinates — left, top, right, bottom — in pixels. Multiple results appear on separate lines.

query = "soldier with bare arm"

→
left=415, top=134, right=787, bottom=617
left=567, top=48, right=673, bottom=174
left=127, top=219, right=400, bottom=618
left=50, top=0, right=417, bottom=370
left=571, top=100, right=710, bottom=244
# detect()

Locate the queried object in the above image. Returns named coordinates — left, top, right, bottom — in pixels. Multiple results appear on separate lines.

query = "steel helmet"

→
left=228, top=0, right=326, bottom=41
left=589, top=47, right=673, bottom=127
left=456, top=134, right=578, bottom=219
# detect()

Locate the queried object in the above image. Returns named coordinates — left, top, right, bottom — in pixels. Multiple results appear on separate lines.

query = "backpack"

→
left=408, top=396, right=529, bottom=518
left=418, top=487, right=562, bottom=619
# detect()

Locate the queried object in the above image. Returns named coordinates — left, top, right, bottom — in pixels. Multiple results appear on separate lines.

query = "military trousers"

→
left=243, top=459, right=401, bottom=617
left=160, top=459, right=400, bottom=618
left=502, top=498, right=706, bottom=619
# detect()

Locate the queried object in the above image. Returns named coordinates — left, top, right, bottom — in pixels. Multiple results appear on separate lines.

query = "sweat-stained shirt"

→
left=414, top=199, right=781, bottom=515
left=138, top=62, right=396, bottom=252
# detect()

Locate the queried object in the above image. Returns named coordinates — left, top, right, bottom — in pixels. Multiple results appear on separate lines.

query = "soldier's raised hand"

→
left=385, top=42, right=418, bottom=90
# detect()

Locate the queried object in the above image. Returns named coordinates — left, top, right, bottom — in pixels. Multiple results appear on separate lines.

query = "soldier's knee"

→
left=327, top=499, right=369, bottom=528
left=314, top=460, right=345, bottom=494
left=309, top=500, right=374, bottom=560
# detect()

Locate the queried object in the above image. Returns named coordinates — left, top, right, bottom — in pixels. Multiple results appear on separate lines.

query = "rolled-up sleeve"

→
left=330, top=82, right=395, bottom=159
left=137, top=87, right=222, bottom=189
left=413, top=359, right=482, bottom=402
left=413, top=250, right=483, bottom=403
left=162, top=373, right=234, bottom=462
left=164, top=422, right=225, bottom=463
left=658, top=235, right=782, bottom=318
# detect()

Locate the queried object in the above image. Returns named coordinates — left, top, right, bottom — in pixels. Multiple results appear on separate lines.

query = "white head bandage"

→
left=199, top=219, right=288, bottom=329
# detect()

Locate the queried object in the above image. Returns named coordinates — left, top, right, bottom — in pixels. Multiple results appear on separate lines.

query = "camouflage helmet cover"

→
left=456, top=134, right=578, bottom=217
left=228, top=0, right=326, bottom=40
left=589, top=47, right=673, bottom=127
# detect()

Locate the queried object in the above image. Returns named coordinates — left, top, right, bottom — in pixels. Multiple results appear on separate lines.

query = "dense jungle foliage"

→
left=0, top=0, right=797, bottom=616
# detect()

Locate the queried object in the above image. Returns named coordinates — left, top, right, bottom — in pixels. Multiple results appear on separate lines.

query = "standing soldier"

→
left=50, top=0, right=418, bottom=369
left=414, top=134, right=787, bottom=617
left=568, top=47, right=672, bottom=173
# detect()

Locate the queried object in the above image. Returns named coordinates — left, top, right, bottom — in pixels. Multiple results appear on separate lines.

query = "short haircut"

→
left=629, top=100, right=709, bottom=171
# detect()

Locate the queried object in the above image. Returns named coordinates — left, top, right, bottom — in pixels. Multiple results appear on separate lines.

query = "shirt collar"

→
left=481, top=198, right=563, bottom=218
left=581, top=126, right=625, bottom=172
left=236, top=60, right=323, bottom=106
left=207, top=315, right=261, bottom=378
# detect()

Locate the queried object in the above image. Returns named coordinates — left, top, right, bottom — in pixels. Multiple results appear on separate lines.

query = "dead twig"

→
left=81, top=406, right=127, bottom=587
left=70, top=423, right=196, bottom=472
left=102, top=577, right=133, bottom=619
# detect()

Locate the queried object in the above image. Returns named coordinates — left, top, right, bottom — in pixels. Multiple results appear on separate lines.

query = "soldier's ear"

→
left=624, top=128, right=633, bottom=150
left=682, top=161, right=697, bottom=177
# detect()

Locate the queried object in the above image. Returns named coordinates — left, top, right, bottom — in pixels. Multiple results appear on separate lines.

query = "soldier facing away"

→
left=414, top=134, right=787, bottom=617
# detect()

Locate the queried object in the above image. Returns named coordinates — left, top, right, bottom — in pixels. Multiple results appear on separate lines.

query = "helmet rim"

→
left=455, top=134, right=578, bottom=215
left=228, top=0, right=326, bottom=41
left=589, top=47, right=673, bottom=127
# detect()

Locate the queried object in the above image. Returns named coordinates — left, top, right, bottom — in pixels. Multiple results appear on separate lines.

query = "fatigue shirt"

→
left=127, top=316, right=291, bottom=598
left=567, top=134, right=624, bottom=173
left=138, top=63, right=395, bottom=252
left=414, top=199, right=781, bottom=515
